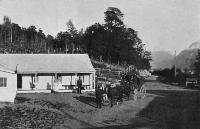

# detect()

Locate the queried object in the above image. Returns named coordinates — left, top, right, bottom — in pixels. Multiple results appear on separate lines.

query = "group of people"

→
left=76, top=76, right=104, bottom=108
left=76, top=73, right=144, bottom=108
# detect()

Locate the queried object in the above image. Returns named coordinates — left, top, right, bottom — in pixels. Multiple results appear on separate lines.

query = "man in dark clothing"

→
left=95, top=85, right=103, bottom=108
left=77, top=77, right=82, bottom=94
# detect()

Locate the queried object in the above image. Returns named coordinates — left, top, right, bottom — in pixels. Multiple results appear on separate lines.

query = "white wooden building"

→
left=0, top=66, right=17, bottom=102
left=0, top=54, right=96, bottom=102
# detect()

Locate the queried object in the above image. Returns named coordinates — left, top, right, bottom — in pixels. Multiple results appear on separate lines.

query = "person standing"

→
left=95, top=85, right=103, bottom=108
left=77, top=76, right=83, bottom=94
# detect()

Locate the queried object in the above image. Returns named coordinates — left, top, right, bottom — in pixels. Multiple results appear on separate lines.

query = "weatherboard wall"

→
left=19, top=73, right=95, bottom=91
left=0, top=71, right=17, bottom=103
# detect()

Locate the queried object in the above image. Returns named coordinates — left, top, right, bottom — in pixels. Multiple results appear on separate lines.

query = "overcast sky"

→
left=0, top=0, right=200, bottom=53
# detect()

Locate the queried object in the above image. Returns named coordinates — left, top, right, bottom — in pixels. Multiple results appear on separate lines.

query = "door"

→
left=22, top=76, right=32, bottom=90
left=17, top=74, right=22, bottom=89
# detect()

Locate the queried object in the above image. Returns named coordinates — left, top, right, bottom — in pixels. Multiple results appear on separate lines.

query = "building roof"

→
left=0, top=65, right=15, bottom=74
left=0, top=54, right=95, bottom=74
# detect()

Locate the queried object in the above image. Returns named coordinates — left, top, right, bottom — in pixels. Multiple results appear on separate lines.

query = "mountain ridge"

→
left=151, top=41, right=200, bottom=70
left=150, top=50, right=174, bottom=69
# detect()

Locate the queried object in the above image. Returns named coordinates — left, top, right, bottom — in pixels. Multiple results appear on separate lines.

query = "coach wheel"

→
left=103, top=100, right=110, bottom=106
left=140, top=87, right=146, bottom=99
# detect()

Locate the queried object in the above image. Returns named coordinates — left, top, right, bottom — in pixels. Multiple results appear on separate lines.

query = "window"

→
left=58, top=75, right=62, bottom=82
left=0, top=77, right=7, bottom=87
left=54, top=75, right=62, bottom=83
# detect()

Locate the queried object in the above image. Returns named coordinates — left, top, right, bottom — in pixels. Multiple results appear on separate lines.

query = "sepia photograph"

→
left=0, top=0, right=200, bottom=128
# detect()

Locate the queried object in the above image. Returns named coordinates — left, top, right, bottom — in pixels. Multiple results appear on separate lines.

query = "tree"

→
left=194, top=49, right=200, bottom=76
left=26, top=25, right=37, bottom=44
left=0, top=7, right=151, bottom=69
left=83, top=23, right=106, bottom=58
left=3, top=16, right=11, bottom=24
left=81, top=7, right=151, bottom=69
left=55, top=31, right=72, bottom=53
left=66, top=19, right=78, bottom=38
left=0, top=17, right=53, bottom=53
left=2, top=16, right=12, bottom=46
left=66, top=19, right=78, bottom=52
left=104, top=7, right=124, bottom=29
left=46, top=35, right=55, bottom=52
left=104, top=7, right=125, bottom=63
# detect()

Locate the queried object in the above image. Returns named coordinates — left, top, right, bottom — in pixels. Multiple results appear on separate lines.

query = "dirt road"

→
left=3, top=77, right=200, bottom=129
left=56, top=77, right=200, bottom=129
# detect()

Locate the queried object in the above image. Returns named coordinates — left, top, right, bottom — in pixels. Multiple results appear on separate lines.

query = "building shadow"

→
left=15, top=97, right=30, bottom=104
left=74, top=96, right=97, bottom=108
left=87, top=92, right=95, bottom=97
left=134, top=89, right=200, bottom=128
left=83, top=123, right=153, bottom=129
left=83, top=88, right=200, bottom=129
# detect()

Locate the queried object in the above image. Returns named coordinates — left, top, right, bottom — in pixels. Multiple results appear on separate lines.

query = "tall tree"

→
left=194, top=49, right=200, bottom=76
left=81, top=7, right=151, bottom=69
left=55, top=31, right=71, bottom=53
left=104, top=7, right=125, bottom=63
left=3, top=16, right=12, bottom=48
left=46, top=35, right=55, bottom=53
left=83, top=23, right=106, bottom=58
left=66, top=19, right=78, bottom=52
left=66, top=19, right=78, bottom=37
left=104, top=7, right=124, bottom=29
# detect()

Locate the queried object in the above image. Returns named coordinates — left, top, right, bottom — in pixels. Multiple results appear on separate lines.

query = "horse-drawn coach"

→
left=95, top=69, right=146, bottom=107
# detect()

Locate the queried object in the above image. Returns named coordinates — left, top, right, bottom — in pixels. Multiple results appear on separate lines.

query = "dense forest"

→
left=0, top=7, right=151, bottom=70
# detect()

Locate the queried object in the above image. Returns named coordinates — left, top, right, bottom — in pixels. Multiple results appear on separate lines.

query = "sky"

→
left=0, top=0, right=200, bottom=53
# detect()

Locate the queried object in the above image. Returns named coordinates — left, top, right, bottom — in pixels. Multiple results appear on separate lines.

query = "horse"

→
left=95, top=73, right=145, bottom=108
left=122, top=82, right=132, bottom=100
left=103, top=74, right=135, bottom=107
left=115, top=78, right=130, bottom=100
left=121, top=73, right=146, bottom=100
left=106, top=83, right=124, bottom=107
